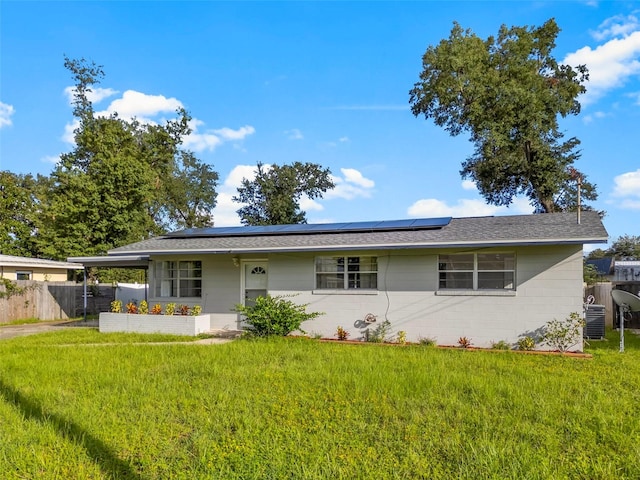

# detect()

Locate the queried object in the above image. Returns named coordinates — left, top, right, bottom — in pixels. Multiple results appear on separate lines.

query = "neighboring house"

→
left=70, top=211, right=607, bottom=350
left=585, top=257, right=615, bottom=282
left=0, top=254, right=83, bottom=281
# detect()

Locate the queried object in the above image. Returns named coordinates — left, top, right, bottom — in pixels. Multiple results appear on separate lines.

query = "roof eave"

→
left=67, top=255, right=150, bottom=268
left=108, top=237, right=608, bottom=256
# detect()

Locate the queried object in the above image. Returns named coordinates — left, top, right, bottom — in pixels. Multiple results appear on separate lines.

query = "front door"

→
left=243, top=261, right=268, bottom=307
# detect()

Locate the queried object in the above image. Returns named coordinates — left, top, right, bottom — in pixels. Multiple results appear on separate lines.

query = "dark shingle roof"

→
left=585, top=257, right=615, bottom=275
left=107, top=211, right=608, bottom=256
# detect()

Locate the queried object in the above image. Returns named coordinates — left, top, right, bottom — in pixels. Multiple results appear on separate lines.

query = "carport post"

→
left=83, top=267, right=87, bottom=322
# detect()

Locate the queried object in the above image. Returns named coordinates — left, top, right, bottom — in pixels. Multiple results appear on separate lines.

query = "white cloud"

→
left=326, top=168, right=375, bottom=200
left=285, top=128, right=303, bottom=140
left=582, top=110, right=609, bottom=124
left=339, top=136, right=349, bottom=143
left=62, top=119, right=80, bottom=144
left=97, top=90, right=183, bottom=122
left=213, top=125, right=256, bottom=141
left=620, top=199, right=640, bottom=209
left=0, top=102, right=15, bottom=128
left=64, top=86, right=119, bottom=105
left=564, top=18, right=640, bottom=105
left=461, top=179, right=476, bottom=190
left=212, top=165, right=264, bottom=226
left=41, top=155, right=60, bottom=165
left=183, top=123, right=255, bottom=152
left=299, top=196, right=324, bottom=212
left=340, top=168, right=374, bottom=188
left=590, top=14, right=640, bottom=41
left=62, top=87, right=255, bottom=153
left=612, top=169, right=640, bottom=198
left=407, top=197, right=532, bottom=218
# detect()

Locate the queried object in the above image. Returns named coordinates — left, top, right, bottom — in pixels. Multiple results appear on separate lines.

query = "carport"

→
left=67, top=255, right=150, bottom=320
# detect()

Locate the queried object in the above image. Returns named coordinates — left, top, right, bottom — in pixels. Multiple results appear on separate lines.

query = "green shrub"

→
left=397, top=330, right=407, bottom=345
left=164, top=303, right=176, bottom=316
left=138, top=300, right=149, bottom=314
left=542, top=312, right=585, bottom=352
left=490, top=340, right=512, bottom=350
left=110, top=300, right=122, bottom=313
left=336, top=326, right=350, bottom=341
left=191, top=305, right=202, bottom=316
left=365, top=320, right=391, bottom=343
left=516, top=336, right=536, bottom=351
left=418, top=336, right=437, bottom=346
left=234, top=294, right=323, bottom=337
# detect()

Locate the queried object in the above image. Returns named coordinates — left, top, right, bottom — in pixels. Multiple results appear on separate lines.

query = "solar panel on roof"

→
left=165, top=217, right=452, bottom=238
left=411, top=217, right=452, bottom=228
left=378, top=219, right=415, bottom=228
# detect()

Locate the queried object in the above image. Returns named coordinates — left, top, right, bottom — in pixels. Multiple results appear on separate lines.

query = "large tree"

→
left=37, top=57, right=218, bottom=260
left=409, top=19, right=597, bottom=213
left=607, top=235, right=640, bottom=260
left=233, top=162, right=334, bottom=225
left=0, top=171, right=45, bottom=257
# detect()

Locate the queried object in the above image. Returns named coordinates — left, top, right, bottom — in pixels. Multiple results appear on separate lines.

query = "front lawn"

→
left=0, top=329, right=639, bottom=479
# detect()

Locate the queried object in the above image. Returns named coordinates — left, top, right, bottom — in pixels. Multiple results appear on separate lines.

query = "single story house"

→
left=0, top=254, right=83, bottom=281
left=70, top=211, right=607, bottom=350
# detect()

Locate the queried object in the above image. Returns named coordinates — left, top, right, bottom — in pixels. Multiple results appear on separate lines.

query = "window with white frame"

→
left=155, top=260, right=202, bottom=298
left=315, top=256, right=377, bottom=290
left=438, top=253, right=515, bottom=290
left=16, top=271, right=32, bottom=280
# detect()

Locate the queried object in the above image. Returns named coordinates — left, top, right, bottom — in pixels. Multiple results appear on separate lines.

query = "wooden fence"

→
left=0, top=281, right=115, bottom=324
left=584, top=282, right=613, bottom=327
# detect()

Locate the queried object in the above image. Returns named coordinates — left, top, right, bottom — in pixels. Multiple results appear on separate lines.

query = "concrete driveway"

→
left=0, top=320, right=97, bottom=341
left=0, top=319, right=236, bottom=344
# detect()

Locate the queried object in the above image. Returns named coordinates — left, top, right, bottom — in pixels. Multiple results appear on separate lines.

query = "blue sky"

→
left=1, top=1, right=639, bottom=249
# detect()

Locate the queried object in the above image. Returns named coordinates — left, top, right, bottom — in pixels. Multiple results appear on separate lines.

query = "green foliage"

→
left=190, top=305, right=202, bottom=316
left=409, top=19, right=596, bottom=213
left=0, top=171, right=44, bottom=257
left=418, top=336, right=437, bottom=346
left=457, top=336, right=472, bottom=348
left=138, top=300, right=149, bottom=315
left=233, top=294, right=322, bottom=336
left=490, top=340, right=512, bottom=350
left=542, top=312, right=585, bottom=352
left=110, top=300, right=122, bottom=313
left=607, top=234, right=640, bottom=260
left=233, top=162, right=335, bottom=225
left=365, top=319, right=392, bottom=343
left=0, top=278, right=38, bottom=300
left=516, top=336, right=536, bottom=351
left=397, top=330, right=407, bottom=345
left=164, top=303, right=176, bottom=316
left=160, top=150, right=219, bottom=231
left=583, top=261, right=599, bottom=286
left=336, top=326, right=350, bottom=341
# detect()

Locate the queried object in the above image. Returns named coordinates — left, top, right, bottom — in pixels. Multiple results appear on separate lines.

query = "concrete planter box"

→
left=99, top=312, right=211, bottom=336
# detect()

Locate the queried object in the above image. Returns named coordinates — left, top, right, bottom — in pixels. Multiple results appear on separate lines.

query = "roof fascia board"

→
left=110, top=237, right=607, bottom=256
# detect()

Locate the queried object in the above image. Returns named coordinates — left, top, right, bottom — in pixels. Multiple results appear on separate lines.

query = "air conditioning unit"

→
left=584, top=304, right=605, bottom=339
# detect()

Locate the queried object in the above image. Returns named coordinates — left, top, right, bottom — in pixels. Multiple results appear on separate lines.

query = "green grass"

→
left=2, top=317, right=43, bottom=326
left=0, top=332, right=639, bottom=479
